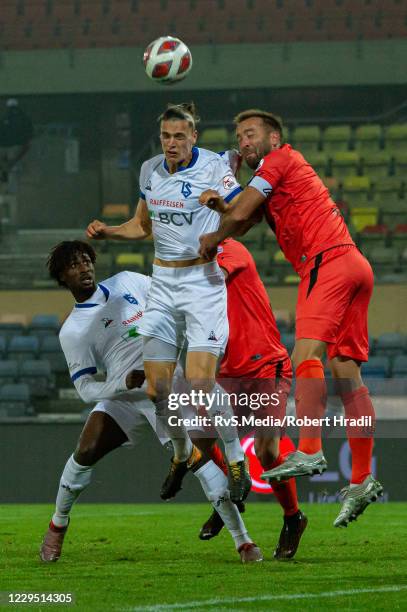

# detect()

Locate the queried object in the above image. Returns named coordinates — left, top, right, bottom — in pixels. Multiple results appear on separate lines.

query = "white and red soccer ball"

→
left=143, top=36, right=193, bottom=85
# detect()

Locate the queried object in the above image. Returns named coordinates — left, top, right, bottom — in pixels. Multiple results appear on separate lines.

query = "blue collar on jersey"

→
left=163, top=146, right=199, bottom=173
left=74, top=283, right=110, bottom=308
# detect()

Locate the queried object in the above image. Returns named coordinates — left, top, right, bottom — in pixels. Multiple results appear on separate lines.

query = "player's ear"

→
left=269, top=130, right=280, bottom=149
left=192, top=129, right=198, bottom=144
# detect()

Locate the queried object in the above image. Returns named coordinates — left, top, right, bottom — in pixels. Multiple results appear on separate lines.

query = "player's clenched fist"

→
left=86, top=219, right=108, bottom=240
left=199, top=190, right=228, bottom=214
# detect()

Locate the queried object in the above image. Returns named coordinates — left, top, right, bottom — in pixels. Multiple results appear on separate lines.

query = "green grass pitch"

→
left=1, top=503, right=406, bottom=611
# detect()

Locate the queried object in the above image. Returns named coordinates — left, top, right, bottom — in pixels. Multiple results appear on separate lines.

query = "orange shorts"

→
left=217, top=357, right=292, bottom=429
left=296, top=245, right=373, bottom=362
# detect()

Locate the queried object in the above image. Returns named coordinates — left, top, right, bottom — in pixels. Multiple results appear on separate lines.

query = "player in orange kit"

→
left=198, top=237, right=307, bottom=559
left=199, top=110, right=383, bottom=528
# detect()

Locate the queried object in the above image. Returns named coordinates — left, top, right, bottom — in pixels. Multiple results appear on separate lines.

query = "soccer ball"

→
left=143, top=36, right=192, bottom=85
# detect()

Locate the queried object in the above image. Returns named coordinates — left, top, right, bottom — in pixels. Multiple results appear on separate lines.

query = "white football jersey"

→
left=59, top=271, right=151, bottom=404
left=139, top=146, right=242, bottom=260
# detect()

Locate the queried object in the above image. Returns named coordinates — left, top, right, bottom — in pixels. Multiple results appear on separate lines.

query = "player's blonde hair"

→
left=234, top=109, right=283, bottom=138
left=158, top=102, right=200, bottom=131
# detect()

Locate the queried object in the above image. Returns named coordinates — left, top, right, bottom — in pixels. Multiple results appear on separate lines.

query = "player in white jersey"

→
left=40, top=241, right=262, bottom=564
left=87, top=103, right=252, bottom=504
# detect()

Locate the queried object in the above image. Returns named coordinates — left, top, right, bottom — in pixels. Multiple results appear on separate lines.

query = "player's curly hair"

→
left=158, top=102, right=200, bottom=130
left=234, top=109, right=283, bottom=139
left=47, top=240, right=96, bottom=287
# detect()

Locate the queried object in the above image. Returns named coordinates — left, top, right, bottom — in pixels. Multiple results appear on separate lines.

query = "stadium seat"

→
left=358, top=225, right=389, bottom=254
left=320, top=176, right=340, bottom=199
left=28, top=314, right=60, bottom=337
left=375, top=333, right=406, bottom=357
left=384, top=123, right=407, bottom=151
left=115, top=252, right=145, bottom=271
left=330, top=152, right=360, bottom=181
left=0, top=323, right=26, bottom=341
left=0, top=383, right=33, bottom=417
left=393, top=152, right=407, bottom=178
left=95, top=252, right=113, bottom=280
left=292, top=125, right=321, bottom=153
left=392, top=225, right=407, bottom=254
left=380, top=200, right=407, bottom=230
left=368, top=246, right=399, bottom=273
left=323, top=125, right=352, bottom=153
left=373, top=176, right=403, bottom=197
left=199, top=128, right=229, bottom=151
left=0, top=337, right=6, bottom=358
left=0, top=361, right=18, bottom=385
left=303, top=151, right=328, bottom=176
left=19, top=360, right=53, bottom=398
left=342, top=175, right=370, bottom=206
left=349, top=207, right=378, bottom=232
left=40, top=336, right=67, bottom=375
left=354, top=124, right=382, bottom=152
left=8, top=336, right=39, bottom=364
left=251, top=250, right=271, bottom=271
left=101, top=203, right=130, bottom=224
left=361, top=151, right=391, bottom=180
left=392, top=355, right=407, bottom=376
left=362, top=356, right=391, bottom=378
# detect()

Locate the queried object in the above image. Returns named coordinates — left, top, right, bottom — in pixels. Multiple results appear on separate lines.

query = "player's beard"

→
left=243, top=138, right=271, bottom=169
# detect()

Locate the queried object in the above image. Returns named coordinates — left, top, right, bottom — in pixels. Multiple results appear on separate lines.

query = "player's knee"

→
left=186, top=376, right=216, bottom=395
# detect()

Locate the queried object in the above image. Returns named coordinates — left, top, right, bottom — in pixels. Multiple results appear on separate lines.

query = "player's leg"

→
left=327, top=250, right=383, bottom=526
left=193, top=457, right=262, bottom=563
left=265, top=247, right=361, bottom=480
left=143, top=337, right=204, bottom=499
left=185, top=350, right=251, bottom=503
left=40, top=409, right=127, bottom=562
left=251, top=360, right=307, bottom=559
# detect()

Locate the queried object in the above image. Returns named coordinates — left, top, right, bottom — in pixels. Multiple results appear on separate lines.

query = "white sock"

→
left=52, top=455, right=93, bottom=527
left=205, top=384, right=244, bottom=464
left=155, top=399, right=193, bottom=461
left=194, top=460, right=252, bottom=549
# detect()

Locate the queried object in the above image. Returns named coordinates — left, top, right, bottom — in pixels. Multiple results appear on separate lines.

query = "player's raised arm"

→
left=199, top=186, right=266, bottom=259
left=86, top=199, right=152, bottom=241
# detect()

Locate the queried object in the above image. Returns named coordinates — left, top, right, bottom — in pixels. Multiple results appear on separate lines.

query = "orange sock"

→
left=264, top=454, right=299, bottom=517
left=295, top=359, right=326, bottom=455
left=341, top=386, right=375, bottom=484
left=208, top=443, right=228, bottom=476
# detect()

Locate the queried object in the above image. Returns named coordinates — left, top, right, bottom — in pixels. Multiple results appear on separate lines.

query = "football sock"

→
left=263, top=454, right=299, bottom=517
left=205, top=383, right=244, bottom=464
left=341, top=385, right=375, bottom=485
left=295, top=359, right=326, bottom=455
left=208, top=443, right=228, bottom=476
left=52, top=455, right=93, bottom=528
left=154, top=398, right=193, bottom=461
left=194, top=461, right=252, bottom=549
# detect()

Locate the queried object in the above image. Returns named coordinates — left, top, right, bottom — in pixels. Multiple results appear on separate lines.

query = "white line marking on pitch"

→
left=126, top=585, right=407, bottom=611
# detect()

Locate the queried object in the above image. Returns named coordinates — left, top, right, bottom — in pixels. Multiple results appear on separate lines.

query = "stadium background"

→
left=0, top=0, right=406, bottom=507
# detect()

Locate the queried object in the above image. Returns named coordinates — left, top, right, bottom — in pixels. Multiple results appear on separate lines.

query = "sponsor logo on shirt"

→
left=150, top=198, right=184, bottom=208
left=222, top=174, right=236, bottom=190
left=102, top=318, right=114, bottom=328
left=208, top=330, right=218, bottom=342
left=181, top=181, right=192, bottom=198
left=121, top=327, right=140, bottom=341
left=145, top=179, right=152, bottom=191
left=150, top=211, right=194, bottom=226
left=123, top=293, right=139, bottom=305
left=122, top=311, right=143, bottom=325
left=256, top=159, right=264, bottom=171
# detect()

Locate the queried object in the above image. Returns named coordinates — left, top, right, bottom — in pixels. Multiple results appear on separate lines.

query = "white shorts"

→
left=138, top=261, right=229, bottom=354
left=91, top=397, right=161, bottom=448
left=90, top=394, right=205, bottom=447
